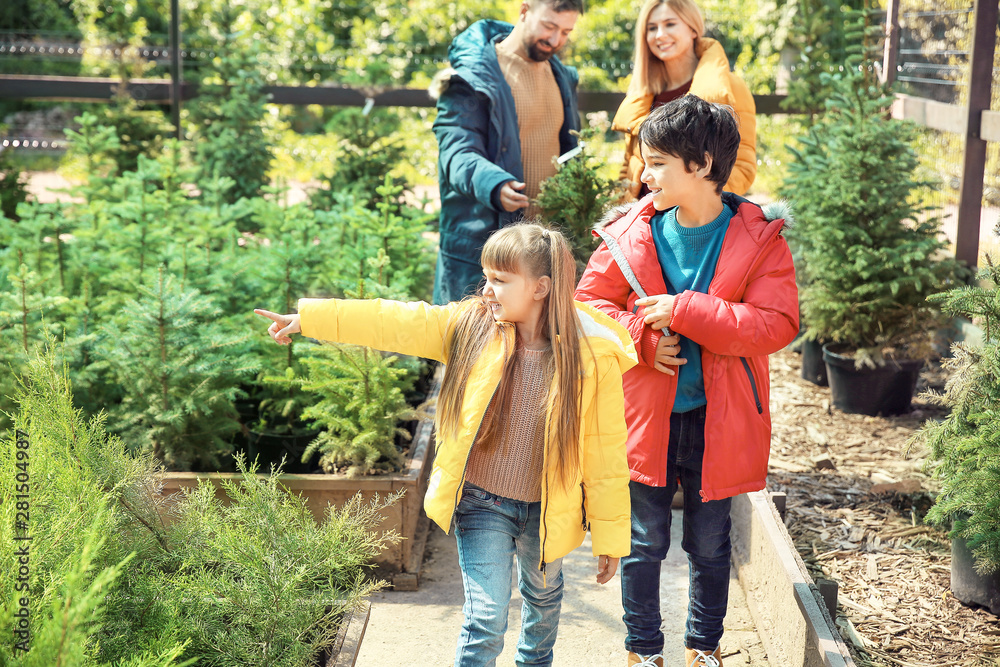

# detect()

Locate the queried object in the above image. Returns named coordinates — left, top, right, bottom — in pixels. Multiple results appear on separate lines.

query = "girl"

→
left=613, top=0, right=757, bottom=199
left=256, top=223, right=636, bottom=667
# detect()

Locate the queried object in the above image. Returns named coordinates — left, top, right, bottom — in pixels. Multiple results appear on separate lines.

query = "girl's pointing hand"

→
left=254, top=309, right=301, bottom=345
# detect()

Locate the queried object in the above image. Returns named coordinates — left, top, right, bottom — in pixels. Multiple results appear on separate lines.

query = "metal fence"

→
left=2, top=1, right=997, bottom=264
left=884, top=0, right=999, bottom=266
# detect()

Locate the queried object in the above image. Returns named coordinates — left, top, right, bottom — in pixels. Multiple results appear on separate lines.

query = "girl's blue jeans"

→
left=620, top=405, right=732, bottom=655
left=453, top=483, right=565, bottom=667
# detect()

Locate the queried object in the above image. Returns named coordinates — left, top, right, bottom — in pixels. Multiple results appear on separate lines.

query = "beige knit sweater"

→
left=495, top=39, right=563, bottom=219
left=464, top=347, right=552, bottom=502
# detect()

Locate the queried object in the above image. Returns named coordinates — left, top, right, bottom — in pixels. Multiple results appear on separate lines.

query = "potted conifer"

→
left=783, top=69, right=963, bottom=415
left=535, top=127, right=628, bottom=269
left=914, top=258, right=1000, bottom=614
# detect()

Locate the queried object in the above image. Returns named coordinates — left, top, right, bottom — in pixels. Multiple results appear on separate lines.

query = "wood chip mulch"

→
left=765, top=347, right=1000, bottom=667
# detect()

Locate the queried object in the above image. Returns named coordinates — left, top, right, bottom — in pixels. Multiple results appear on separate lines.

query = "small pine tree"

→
left=782, top=70, right=963, bottom=365
left=62, top=112, right=121, bottom=205
left=535, top=129, right=627, bottom=268
left=781, top=1, right=879, bottom=118
left=189, top=11, right=274, bottom=205
left=299, top=344, right=424, bottom=476
left=94, top=270, right=256, bottom=471
left=0, top=144, right=29, bottom=221
left=915, top=257, right=1000, bottom=574
left=316, top=108, right=408, bottom=210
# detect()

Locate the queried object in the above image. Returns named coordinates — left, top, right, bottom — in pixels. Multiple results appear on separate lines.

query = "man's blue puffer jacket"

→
left=430, top=19, right=579, bottom=304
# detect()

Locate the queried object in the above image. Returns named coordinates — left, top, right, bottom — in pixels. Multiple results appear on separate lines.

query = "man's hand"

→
left=636, top=293, right=675, bottom=331
left=652, top=333, right=686, bottom=375
left=596, top=555, right=619, bottom=584
left=254, top=309, right=301, bottom=345
left=498, top=180, right=529, bottom=212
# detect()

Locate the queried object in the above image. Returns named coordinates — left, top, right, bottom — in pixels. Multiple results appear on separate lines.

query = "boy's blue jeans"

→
left=453, top=483, right=565, bottom=667
left=620, top=405, right=733, bottom=655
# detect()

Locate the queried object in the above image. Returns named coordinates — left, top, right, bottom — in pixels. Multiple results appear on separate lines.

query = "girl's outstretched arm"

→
left=255, top=309, right=301, bottom=345
left=257, top=299, right=460, bottom=363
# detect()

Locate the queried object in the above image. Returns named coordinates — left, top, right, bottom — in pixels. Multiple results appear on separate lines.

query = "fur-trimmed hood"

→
left=427, top=19, right=513, bottom=101
left=428, top=66, right=457, bottom=101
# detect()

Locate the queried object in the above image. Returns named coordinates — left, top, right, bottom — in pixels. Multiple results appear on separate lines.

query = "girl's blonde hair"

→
left=627, top=0, right=706, bottom=97
left=437, top=223, right=584, bottom=490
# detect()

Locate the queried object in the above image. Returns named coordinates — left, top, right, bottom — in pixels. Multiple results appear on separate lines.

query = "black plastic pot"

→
left=951, top=535, right=1000, bottom=615
left=800, top=338, right=829, bottom=386
left=246, top=429, right=321, bottom=474
left=821, top=344, right=923, bottom=416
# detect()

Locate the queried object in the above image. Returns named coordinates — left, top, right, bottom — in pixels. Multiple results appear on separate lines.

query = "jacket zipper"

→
left=739, top=357, right=763, bottom=414
left=539, top=396, right=553, bottom=588
left=537, top=373, right=565, bottom=588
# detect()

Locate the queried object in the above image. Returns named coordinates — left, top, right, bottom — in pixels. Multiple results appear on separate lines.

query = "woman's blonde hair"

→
left=437, top=223, right=584, bottom=490
left=627, top=0, right=706, bottom=97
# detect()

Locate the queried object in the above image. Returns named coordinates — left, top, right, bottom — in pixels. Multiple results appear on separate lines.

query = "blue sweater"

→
left=651, top=204, right=733, bottom=412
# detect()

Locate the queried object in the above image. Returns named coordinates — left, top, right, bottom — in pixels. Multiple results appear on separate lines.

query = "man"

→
left=429, top=0, right=584, bottom=304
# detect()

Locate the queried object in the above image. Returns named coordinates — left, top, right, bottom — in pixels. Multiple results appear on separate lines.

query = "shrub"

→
left=535, top=129, right=627, bottom=268
left=0, top=342, right=396, bottom=665
left=916, top=257, right=1000, bottom=574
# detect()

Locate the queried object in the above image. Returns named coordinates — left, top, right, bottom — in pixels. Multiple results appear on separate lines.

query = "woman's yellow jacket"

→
left=612, top=37, right=757, bottom=198
left=297, top=297, right=638, bottom=565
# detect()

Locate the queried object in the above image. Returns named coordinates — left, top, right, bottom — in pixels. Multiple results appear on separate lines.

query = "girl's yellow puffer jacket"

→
left=297, top=297, right=638, bottom=565
left=612, top=37, right=757, bottom=198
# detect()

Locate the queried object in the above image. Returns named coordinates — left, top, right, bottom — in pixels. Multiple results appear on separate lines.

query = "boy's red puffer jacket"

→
left=575, top=193, right=799, bottom=501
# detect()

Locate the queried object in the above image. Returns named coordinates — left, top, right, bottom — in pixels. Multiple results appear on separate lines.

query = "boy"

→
left=575, top=95, right=798, bottom=667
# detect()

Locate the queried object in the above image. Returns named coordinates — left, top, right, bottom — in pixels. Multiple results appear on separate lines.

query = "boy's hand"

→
left=254, top=309, right=301, bottom=345
left=596, top=555, right=619, bottom=584
left=652, top=333, right=686, bottom=375
left=636, top=294, right=675, bottom=331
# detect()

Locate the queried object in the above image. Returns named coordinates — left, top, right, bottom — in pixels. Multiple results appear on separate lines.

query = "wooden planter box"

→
left=157, top=367, right=440, bottom=589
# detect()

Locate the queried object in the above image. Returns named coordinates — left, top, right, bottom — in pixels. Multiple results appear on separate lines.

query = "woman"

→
left=613, top=0, right=757, bottom=199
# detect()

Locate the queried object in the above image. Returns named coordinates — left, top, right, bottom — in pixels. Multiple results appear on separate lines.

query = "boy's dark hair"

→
left=536, top=0, right=586, bottom=14
left=637, top=95, right=740, bottom=194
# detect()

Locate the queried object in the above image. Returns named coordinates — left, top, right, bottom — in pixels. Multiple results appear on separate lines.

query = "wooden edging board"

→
left=327, top=601, right=371, bottom=667
left=730, top=490, right=857, bottom=667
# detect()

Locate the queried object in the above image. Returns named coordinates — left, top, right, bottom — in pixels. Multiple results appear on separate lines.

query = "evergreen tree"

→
left=0, top=145, right=30, bottom=221
left=782, top=69, right=963, bottom=365
left=189, top=7, right=274, bottom=206
left=535, top=128, right=626, bottom=269
left=780, top=0, right=879, bottom=118
left=316, top=109, right=408, bottom=210
left=916, top=258, right=1000, bottom=574
left=94, top=270, right=256, bottom=471
left=300, top=344, right=424, bottom=476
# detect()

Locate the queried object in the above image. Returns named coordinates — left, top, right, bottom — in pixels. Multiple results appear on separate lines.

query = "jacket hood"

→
left=428, top=20, right=513, bottom=100
left=575, top=301, right=639, bottom=372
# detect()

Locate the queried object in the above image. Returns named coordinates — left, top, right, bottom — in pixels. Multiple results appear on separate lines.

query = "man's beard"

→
left=526, top=40, right=557, bottom=62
